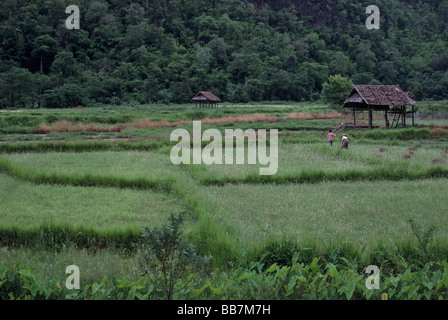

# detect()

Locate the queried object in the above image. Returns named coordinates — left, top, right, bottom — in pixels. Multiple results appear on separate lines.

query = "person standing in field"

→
left=327, top=130, right=336, bottom=146
left=341, top=134, right=349, bottom=149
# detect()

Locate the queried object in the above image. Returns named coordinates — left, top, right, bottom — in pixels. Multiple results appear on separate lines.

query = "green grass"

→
left=415, top=119, right=448, bottom=127
left=0, top=246, right=142, bottom=284
left=197, top=179, right=448, bottom=250
left=1, top=139, right=447, bottom=259
left=0, top=174, right=180, bottom=231
left=347, top=128, right=432, bottom=140
left=187, top=142, right=448, bottom=185
left=2, top=151, right=186, bottom=182
left=203, top=143, right=381, bottom=179
left=349, top=144, right=448, bottom=166
left=0, top=140, right=170, bottom=153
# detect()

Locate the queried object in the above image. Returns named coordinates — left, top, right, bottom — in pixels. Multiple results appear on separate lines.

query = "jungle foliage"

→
left=0, top=0, right=448, bottom=108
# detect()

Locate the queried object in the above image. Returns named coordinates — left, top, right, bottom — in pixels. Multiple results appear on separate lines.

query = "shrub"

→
left=258, top=240, right=301, bottom=268
left=139, top=211, right=211, bottom=299
left=42, top=84, right=88, bottom=109
left=185, top=110, right=208, bottom=120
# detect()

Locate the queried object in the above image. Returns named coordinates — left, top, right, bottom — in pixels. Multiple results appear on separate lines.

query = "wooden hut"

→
left=343, top=85, right=416, bottom=129
left=191, top=91, right=222, bottom=108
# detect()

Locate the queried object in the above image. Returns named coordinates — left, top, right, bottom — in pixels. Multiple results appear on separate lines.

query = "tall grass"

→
left=32, top=119, right=176, bottom=134
left=188, top=141, right=448, bottom=185
left=0, top=172, right=186, bottom=251
left=0, top=155, right=176, bottom=192
left=2, top=151, right=189, bottom=183
left=197, top=166, right=448, bottom=185
left=285, top=111, right=343, bottom=120
left=0, top=140, right=169, bottom=153
left=348, top=128, right=431, bottom=140
left=0, top=245, right=143, bottom=284
left=0, top=224, right=144, bottom=252
left=194, top=179, right=448, bottom=258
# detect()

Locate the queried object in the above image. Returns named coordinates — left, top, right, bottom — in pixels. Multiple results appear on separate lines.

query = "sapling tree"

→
left=408, top=218, right=436, bottom=257
left=140, top=210, right=210, bottom=300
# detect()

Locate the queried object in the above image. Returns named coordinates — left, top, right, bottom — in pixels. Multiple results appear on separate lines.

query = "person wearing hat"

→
left=341, top=134, right=349, bottom=149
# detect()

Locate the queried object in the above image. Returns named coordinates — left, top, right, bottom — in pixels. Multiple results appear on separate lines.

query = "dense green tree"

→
left=51, top=50, right=78, bottom=79
left=31, top=35, right=59, bottom=73
left=195, top=45, right=213, bottom=71
left=244, top=78, right=264, bottom=101
left=329, top=52, right=353, bottom=77
left=125, top=3, right=146, bottom=25
left=321, top=74, right=353, bottom=108
left=0, top=67, right=35, bottom=108
left=84, top=1, right=110, bottom=31
left=42, top=83, right=87, bottom=108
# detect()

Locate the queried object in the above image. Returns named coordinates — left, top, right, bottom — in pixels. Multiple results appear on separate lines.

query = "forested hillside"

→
left=1, top=0, right=447, bottom=108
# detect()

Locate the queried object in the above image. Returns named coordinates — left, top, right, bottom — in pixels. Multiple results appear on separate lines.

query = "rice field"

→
left=1, top=103, right=448, bottom=298
left=1, top=140, right=446, bottom=246
left=0, top=174, right=180, bottom=230
left=2, top=151, right=186, bottom=181
left=195, top=142, right=448, bottom=182
left=204, top=143, right=382, bottom=179
left=351, top=144, right=448, bottom=166
left=197, top=179, right=448, bottom=248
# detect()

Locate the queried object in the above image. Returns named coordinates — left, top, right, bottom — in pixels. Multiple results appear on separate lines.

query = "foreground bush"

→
left=140, top=211, right=211, bottom=300
left=1, top=258, right=447, bottom=300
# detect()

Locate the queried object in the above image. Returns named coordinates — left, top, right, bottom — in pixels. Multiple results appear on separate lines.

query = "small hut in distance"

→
left=343, top=84, right=416, bottom=129
left=191, top=91, right=222, bottom=108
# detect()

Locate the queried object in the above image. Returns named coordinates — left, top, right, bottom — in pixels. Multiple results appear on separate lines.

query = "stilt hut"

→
left=191, top=91, right=222, bottom=108
left=343, top=85, right=416, bottom=129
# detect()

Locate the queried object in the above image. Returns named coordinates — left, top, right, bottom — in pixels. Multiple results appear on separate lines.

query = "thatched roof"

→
left=343, top=85, right=415, bottom=109
left=344, top=92, right=363, bottom=104
left=191, top=91, right=222, bottom=102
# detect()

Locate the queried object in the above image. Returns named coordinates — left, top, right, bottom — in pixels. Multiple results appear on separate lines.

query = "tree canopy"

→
left=322, top=74, right=353, bottom=108
left=1, top=0, right=447, bottom=108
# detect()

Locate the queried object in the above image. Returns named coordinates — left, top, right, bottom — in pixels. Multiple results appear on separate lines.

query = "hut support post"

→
left=368, top=107, right=373, bottom=130
left=402, top=107, right=406, bottom=128
left=385, top=111, right=389, bottom=129
left=353, top=109, right=356, bottom=128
